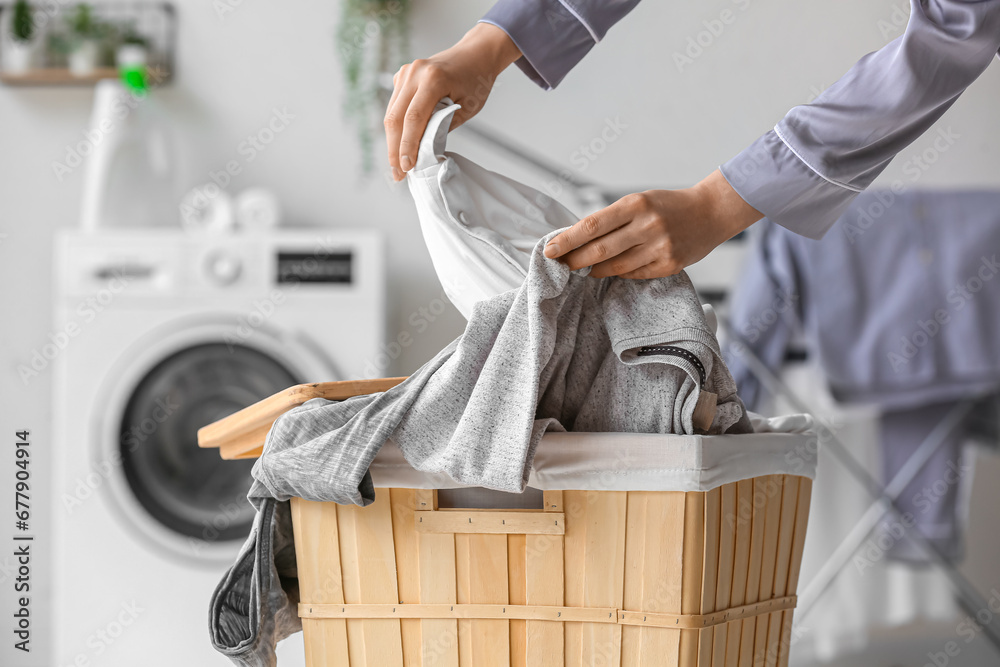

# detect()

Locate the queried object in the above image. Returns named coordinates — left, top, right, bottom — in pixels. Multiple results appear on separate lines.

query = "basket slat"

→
left=508, top=535, right=528, bottom=667
left=416, top=495, right=460, bottom=667
left=455, top=536, right=473, bottom=666
left=389, top=490, right=423, bottom=666
left=621, top=492, right=685, bottom=665
left=752, top=476, right=784, bottom=667
left=338, top=490, right=404, bottom=666
left=680, top=492, right=707, bottom=664
left=564, top=490, right=627, bottom=666
left=725, top=479, right=754, bottom=667
left=290, top=497, right=351, bottom=667
left=698, top=487, right=722, bottom=664
left=777, top=478, right=812, bottom=667
left=712, top=484, right=736, bottom=666
left=525, top=520, right=564, bottom=663
left=463, top=533, right=510, bottom=665
left=764, top=477, right=800, bottom=667
left=739, top=477, right=768, bottom=667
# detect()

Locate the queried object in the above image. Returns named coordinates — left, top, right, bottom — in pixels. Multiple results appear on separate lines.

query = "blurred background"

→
left=0, top=0, right=999, bottom=665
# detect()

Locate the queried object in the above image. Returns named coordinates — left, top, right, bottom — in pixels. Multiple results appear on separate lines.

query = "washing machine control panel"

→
left=57, top=229, right=381, bottom=305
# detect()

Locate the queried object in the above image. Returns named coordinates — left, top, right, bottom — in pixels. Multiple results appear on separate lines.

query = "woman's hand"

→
left=543, top=170, right=763, bottom=278
left=385, top=23, right=521, bottom=181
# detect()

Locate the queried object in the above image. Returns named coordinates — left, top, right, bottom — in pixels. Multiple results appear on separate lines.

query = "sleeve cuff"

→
left=478, top=0, right=597, bottom=90
left=719, top=129, right=862, bottom=239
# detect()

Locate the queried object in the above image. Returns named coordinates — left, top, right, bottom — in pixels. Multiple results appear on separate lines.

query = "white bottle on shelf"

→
left=79, top=78, right=178, bottom=230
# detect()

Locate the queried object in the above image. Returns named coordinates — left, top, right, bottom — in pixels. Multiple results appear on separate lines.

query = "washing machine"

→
left=51, top=228, right=385, bottom=666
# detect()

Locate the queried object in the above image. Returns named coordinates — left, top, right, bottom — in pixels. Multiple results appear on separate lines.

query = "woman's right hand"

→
left=385, top=23, right=521, bottom=181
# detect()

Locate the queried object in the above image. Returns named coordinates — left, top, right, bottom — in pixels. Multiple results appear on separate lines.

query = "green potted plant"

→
left=6, top=0, right=36, bottom=73
left=44, top=28, right=72, bottom=68
left=66, top=3, right=111, bottom=76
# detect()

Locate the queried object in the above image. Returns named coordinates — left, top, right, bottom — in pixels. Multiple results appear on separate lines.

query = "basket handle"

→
left=197, top=377, right=408, bottom=460
left=411, top=489, right=566, bottom=535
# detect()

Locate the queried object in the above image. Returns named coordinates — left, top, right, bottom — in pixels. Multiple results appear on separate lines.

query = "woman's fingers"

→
left=544, top=199, right=633, bottom=260
left=559, top=223, right=643, bottom=272
left=384, top=71, right=416, bottom=180
left=588, top=243, right=656, bottom=278
left=398, top=85, right=445, bottom=173
left=384, top=25, right=520, bottom=181
left=620, top=258, right=681, bottom=279
left=544, top=176, right=761, bottom=280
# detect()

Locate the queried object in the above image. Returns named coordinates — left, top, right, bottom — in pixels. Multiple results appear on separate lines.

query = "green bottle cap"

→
left=120, top=64, right=148, bottom=94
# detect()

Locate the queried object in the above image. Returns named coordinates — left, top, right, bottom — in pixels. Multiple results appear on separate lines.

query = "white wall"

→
left=1, top=0, right=998, bottom=664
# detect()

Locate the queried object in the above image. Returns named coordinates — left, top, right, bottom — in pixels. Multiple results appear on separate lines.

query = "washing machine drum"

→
left=118, top=343, right=298, bottom=542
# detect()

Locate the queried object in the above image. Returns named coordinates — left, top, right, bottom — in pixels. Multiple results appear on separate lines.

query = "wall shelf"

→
left=0, top=64, right=169, bottom=85
left=0, top=2, right=175, bottom=87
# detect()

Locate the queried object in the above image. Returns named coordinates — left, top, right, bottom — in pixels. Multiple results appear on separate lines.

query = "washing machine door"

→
left=97, top=319, right=338, bottom=564
left=120, top=343, right=296, bottom=540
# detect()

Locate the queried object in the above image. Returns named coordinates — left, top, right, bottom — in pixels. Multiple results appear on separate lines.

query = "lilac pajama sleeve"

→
left=480, top=0, right=1000, bottom=238
left=480, top=0, right=641, bottom=89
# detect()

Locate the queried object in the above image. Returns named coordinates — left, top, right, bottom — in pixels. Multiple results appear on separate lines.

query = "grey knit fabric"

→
left=208, top=229, right=751, bottom=665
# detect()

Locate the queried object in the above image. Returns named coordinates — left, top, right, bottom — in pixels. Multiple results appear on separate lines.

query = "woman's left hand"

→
left=543, top=169, right=763, bottom=278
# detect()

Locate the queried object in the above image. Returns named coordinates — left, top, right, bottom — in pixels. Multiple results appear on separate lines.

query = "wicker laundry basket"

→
left=200, top=378, right=815, bottom=667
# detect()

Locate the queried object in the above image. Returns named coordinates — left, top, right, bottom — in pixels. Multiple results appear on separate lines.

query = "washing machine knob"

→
left=205, top=250, right=243, bottom=286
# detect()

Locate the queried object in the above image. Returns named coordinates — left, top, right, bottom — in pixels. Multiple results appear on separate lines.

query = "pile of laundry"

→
left=209, top=100, right=752, bottom=667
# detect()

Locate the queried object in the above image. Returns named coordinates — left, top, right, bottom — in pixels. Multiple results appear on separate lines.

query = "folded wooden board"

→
left=197, top=377, right=408, bottom=460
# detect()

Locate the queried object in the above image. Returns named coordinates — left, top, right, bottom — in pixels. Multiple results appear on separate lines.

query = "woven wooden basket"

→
left=200, top=378, right=812, bottom=667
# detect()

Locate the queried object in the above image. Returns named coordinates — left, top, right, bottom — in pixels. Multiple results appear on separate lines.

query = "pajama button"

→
left=458, top=211, right=469, bottom=225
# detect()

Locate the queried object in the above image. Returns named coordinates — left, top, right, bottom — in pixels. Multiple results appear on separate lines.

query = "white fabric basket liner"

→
left=372, top=413, right=818, bottom=493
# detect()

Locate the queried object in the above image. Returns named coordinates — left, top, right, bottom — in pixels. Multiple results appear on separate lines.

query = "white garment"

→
left=407, top=98, right=719, bottom=329
left=407, top=99, right=567, bottom=319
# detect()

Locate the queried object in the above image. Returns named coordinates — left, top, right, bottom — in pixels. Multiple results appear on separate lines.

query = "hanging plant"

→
left=336, top=0, right=411, bottom=174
